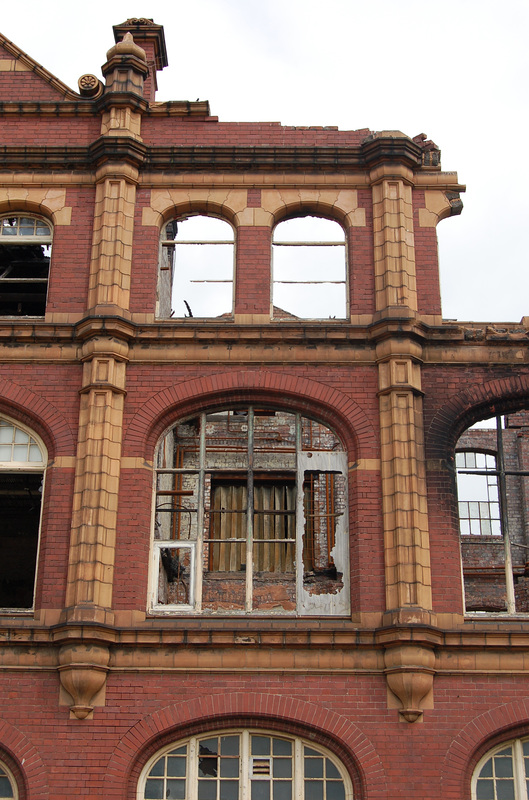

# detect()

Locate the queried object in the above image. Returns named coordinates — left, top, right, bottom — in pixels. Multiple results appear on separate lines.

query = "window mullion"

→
left=513, top=739, right=525, bottom=800
left=196, top=413, right=206, bottom=612
left=496, top=416, right=516, bottom=613
left=189, top=737, right=198, bottom=800
left=246, top=408, right=254, bottom=613
left=295, top=414, right=302, bottom=611
left=241, top=731, right=250, bottom=800
left=294, top=738, right=303, bottom=800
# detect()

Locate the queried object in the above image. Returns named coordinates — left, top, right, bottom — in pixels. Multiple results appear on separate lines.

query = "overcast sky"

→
left=1, top=0, right=527, bottom=322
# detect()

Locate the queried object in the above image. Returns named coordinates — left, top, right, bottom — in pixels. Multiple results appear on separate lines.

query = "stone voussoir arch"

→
left=106, top=692, right=387, bottom=800
left=441, top=698, right=529, bottom=799
left=269, top=197, right=351, bottom=228
left=426, top=372, right=529, bottom=460
left=0, top=717, right=49, bottom=800
left=0, top=377, right=75, bottom=458
left=123, top=369, right=376, bottom=460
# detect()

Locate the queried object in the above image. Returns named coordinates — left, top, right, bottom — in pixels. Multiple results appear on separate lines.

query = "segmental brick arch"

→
left=441, top=698, right=529, bottom=799
left=105, top=692, right=386, bottom=800
left=0, top=718, right=49, bottom=800
left=123, top=369, right=376, bottom=460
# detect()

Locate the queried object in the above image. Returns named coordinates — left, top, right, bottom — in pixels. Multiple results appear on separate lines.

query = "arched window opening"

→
left=157, top=215, right=234, bottom=319
left=472, top=736, right=529, bottom=800
left=151, top=408, right=350, bottom=616
left=456, top=412, right=529, bottom=614
left=138, top=730, right=353, bottom=800
left=0, top=761, right=16, bottom=799
left=0, top=416, right=46, bottom=610
left=0, top=215, right=52, bottom=317
left=272, top=217, right=346, bottom=320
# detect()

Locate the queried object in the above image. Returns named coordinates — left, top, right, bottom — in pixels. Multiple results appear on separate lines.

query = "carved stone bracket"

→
left=384, top=643, right=435, bottom=722
left=58, top=642, right=110, bottom=719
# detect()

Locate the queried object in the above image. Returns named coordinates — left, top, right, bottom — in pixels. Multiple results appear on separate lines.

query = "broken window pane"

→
left=140, top=732, right=351, bottom=800
left=302, top=471, right=345, bottom=596
left=272, top=217, right=346, bottom=320
left=0, top=215, right=52, bottom=317
left=157, top=215, right=234, bottom=319
left=151, top=408, right=350, bottom=615
left=0, top=418, right=45, bottom=610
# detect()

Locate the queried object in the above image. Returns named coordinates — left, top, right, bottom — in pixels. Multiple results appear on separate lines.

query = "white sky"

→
left=1, top=0, right=527, bottom=322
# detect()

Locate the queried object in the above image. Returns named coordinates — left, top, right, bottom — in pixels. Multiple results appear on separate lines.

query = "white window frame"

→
left=148, top=408, right=350, bottom=617
left=0, top=414, right=47, bottom=613
left=157, top=215, right=235, bottom=319
left=0, top=214, right=52, bottom=317
left=456, top=451, right=501, bottom=537
left=472, top=736, right=529, bottom=800
left=137, top=729, right=354, bottom=800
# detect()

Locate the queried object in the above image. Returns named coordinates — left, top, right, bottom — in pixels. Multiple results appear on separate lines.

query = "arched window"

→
left=157, top=215, right=234, bottom=319
left=150, top=407, right=350, bottom=616
left=456, top=413, right=529, bottom=614
left=0, top=215, right=52, bottom=316
left=272, top=217, right=346, bottom=320
left=472, top=736, right=529, bottom=799
left=0, top=761, right=16, bottom=799
left=0, top=416, right=46, bottom=610
left=138, top=730, right=353, bottom=800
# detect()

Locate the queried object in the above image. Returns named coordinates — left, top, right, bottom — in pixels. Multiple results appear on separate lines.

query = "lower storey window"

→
left=0, top=417, right=45, bottom=610
left=139, top=731, right=352, bottom=800
left=473, top=736, right=529, bottom=799
left=0, top=761, right=15, bottom=799
left=151, top=408, right=350, bottom=616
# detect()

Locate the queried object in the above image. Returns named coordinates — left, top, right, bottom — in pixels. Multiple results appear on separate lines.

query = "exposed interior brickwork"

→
left=0, top=17, right=527, bottom=800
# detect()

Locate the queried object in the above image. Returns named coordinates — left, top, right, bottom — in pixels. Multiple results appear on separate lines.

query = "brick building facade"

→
left=0, top=18, right=528, bottom=800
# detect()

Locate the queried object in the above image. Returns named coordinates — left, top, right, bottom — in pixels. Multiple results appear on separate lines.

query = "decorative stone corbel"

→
left=58, top=643, right=110, bottom=719
left=384, top=643, right=435, bottom=723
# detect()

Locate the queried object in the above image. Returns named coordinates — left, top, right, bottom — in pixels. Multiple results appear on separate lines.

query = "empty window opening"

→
left=0, top=215, right=52, bottom=316
left=151, top=408, right=349, bottom=616
left=272, top=216, right=346, bottom=320
left=472, top=736, right=529, bottom=800
left=303, top=470, right=345, bottom=596
left=0, top=417, right=45, bottom=610
left=138, top=730, right=353, bottom=800
left=456, top=412, right=529, bottom=614
left=157, top=215, right=234, bottom=319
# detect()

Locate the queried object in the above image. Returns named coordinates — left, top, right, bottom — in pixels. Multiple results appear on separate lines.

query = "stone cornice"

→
left=0, top=318, right=525, bottom=363
left=0, top=141, right=439, bottom=175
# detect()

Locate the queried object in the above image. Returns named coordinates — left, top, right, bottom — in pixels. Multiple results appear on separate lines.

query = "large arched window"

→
left=0, top=761, right=16, bottom=799
left=150, top=407, right=350, bottom=616
left=138, top=730, right=353, bottom=800
left=456, top=413, right=529, bottom=614
left=272, top=217, right=346, bottom=320
left=0, top=416, right=46, bottom=610
left=0, top=214, right=52, bottom=316
left=157, top=215, right=234, bottom=319
left=472, top=736, right=529, bottom=799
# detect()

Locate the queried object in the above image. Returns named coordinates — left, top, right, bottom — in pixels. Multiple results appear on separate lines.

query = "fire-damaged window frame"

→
left=149, top=406, right=350, bottom=617
left=137, top=729, right=354, bottom=800
left=472, top=735, right=529, bottom=800
left=0, top=415, right=46, bottom=613
left=456, top=415, right=529, bottom=616
left=0, top=214, right=53, bottom=317
left=272, top=215, right=347, bottom=320
left=0, top=760, right=17, bottom=800
left=156, top=214, right=235, bottom=319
